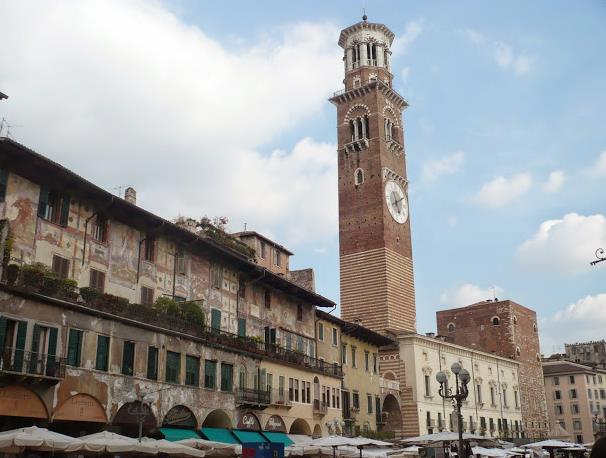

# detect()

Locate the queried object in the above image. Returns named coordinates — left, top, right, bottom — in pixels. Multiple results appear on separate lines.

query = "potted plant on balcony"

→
left=6, top=264, right=19, bottom=285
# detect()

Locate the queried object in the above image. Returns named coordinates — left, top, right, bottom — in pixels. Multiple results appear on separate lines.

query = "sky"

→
left=1, top=0, right=605, bottom=354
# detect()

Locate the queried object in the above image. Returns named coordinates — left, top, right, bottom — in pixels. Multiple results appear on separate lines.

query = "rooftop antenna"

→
left=489, top=285, right=497, bottom=301
left=0, top=118, right=22, bottom=138
left=244, top=222, right=247, bottom=231
left=112, top=185, right=133, bottom=197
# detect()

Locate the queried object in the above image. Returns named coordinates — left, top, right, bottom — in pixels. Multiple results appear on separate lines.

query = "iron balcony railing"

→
left=236, top=388, right=271, bottom=406
left=0, top=347, right=65, bottom=379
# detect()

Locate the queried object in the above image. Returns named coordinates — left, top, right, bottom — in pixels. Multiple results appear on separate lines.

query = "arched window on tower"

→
left=354, top=168, right=364, bottom=186
left=352, top=45, right=359, bottom=68
left=367, top=43, right=377, bottom=65
left=384, top=118, right=394, bottom=142
left=363, top=115, right=369, bottom=139
left=350, top=119, right=356, bottom=142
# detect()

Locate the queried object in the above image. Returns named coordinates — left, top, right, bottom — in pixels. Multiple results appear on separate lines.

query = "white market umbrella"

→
left=285, top=444, right=327, bottom=456
left=524, top=439, right=580, bottom=449
left=142, top=438, right=206, bottom=457
left=353, top=437, right=394, bottom=447
left=0, top=426, right=82, bottom=453
left=177, top=438, right=241, bottom=456
left=401, top=431, right=490, bottom=445
left=471, top=446, right=509, bottom=457
left=66, top=430, right=158, bottom=454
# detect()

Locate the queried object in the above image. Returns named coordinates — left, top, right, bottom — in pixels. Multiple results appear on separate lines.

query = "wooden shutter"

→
left=67, top=329, right=82, bottom=367
left=13, top=321, right=27, bottom=372
left=0, top=317, right=7, bottom=352
left=166, top=351, right=180, bottom=383
left=186, top=356, right=199, bottom=386
left=147, top=346, right=158, bottom=380
left=122, top=341, right=134, bottom=376
left=96, top=335, right=109, bottom=371
left=205, top=360, right=216, bottom=388
left=46, top=327, right=58, bottom=376
left=237, top=318, right=246, bottom=337
left=211, top=309, right=221, bottom=331
left=0, top=169, right=7, bottom=202
left=29, top=324, right=41, bottom=373
left=37, top=185, right=50, bottom=218
left=59, top=195, right=70, bottom=226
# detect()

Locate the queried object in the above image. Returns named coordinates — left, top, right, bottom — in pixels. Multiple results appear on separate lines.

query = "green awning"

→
left=232, top=430, right=267, bottom=444
left=160, top=428, right=200, bottom=441
left=262, top=432, right=293, bottom=446
left=201, top=427, right=240, bottom=444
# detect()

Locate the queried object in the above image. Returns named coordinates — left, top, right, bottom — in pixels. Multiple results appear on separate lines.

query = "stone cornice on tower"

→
left=338, top=21, right=395, bottom=48
left=329, top=79, right=408, bottom=111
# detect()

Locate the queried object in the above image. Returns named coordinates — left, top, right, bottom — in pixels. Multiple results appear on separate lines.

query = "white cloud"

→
left=0, top=0, right=342, bottom=246
left=401, top=67, right=410, bottom=84
left=463, top=29, right=535, bottom=76
left=473, top=172, right=533, bottom=207
left=541, top=293, right=606, bottom=353
left=542, top=170, right=566, bottom=193
left=391, top=20, right=423, bottom=56
left=517, top=213, right=606, bottom=274
left=421, top=152, right=464, bottom=183
left=440, top=284, right=504, bottom=307
left=590, top=151, right=606, bottom=176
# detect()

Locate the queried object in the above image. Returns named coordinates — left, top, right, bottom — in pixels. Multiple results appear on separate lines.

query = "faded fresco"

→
left=109, top=221, right=139, bottom=287
left=5, top=174, right=38, bottom=259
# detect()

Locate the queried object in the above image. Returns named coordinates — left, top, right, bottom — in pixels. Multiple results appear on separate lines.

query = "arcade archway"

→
left=381, top=394, right=402, bottom=434
left=289, top=418, right=312, bottom=436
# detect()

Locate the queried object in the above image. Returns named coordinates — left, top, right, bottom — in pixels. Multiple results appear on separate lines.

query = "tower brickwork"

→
left=330, top=18, right=416, bottom=334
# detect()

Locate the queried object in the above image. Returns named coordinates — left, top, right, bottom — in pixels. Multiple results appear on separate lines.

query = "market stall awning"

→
left=161, top=428, right=200, bottom=442
left=201, top=428, right=240, bottom=445
left=263, top=432, right=293, bottom=446
left=232, top=430, right=267, bottom=444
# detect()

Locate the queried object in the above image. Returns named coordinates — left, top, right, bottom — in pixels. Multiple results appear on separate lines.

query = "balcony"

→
left=0, top=347, right=65, bottom=384
left=270, top=390, right=292, bottom=409
left=236, top=388, right=271, bottom=409
left=379, top=377, right=400, bottom=394
left=313, top=399, right=327, bottom=417
left=343, top=138, right=369, bottom=153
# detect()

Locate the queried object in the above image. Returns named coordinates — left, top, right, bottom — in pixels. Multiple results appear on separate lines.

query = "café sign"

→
left=163, top=405, right=196, bottom=428
left=265, top=415, right=286, bottom=432
left=237, top=412, right=261, bottom=431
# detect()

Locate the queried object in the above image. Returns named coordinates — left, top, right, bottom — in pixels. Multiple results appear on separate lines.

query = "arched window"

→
left=491, top=316, right=500, bottom=326
left=513, top=316, right=518, bottom=325
left=354, top=169, right=364, bottom=186
left=533, top=323, right=537, bottom=332
left=352, top=46, right=359, bottom=68
left=239, top=366, right=247, bottom=389
left=516, top=347, right=521, bottom=357
left=384, top=118, right=393, bottom=141
left=363, top=115, right=369, bottom=139
left=353, top=76, right=361, bottom=89
left=447, top=323, right=455, bottom=333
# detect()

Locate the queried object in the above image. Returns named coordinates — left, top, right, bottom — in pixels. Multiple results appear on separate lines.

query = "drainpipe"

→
left=496, top=357, right=505, bottom=438
left=471, top=353, right=479, bottom=431
left=136, top=235, right=146, bottom=283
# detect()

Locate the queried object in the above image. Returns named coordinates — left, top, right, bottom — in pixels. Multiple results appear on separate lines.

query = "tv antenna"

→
left=0, top=118, right=23, bottom=138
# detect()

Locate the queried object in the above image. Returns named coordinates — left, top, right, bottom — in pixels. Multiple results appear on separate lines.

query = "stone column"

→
left=376, top=45, right=384, bottom=67
left=360, top=43, right=368, bottom=66
left=346, top=48, right=353, bottom=71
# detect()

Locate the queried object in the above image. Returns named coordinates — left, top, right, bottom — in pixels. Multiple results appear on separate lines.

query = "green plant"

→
left=6, top=264, right=19, bottom=285
left=248, top=335, right=264, bottom=345
left=99, top=293, right=129, bottom=308
left=179, top=301, right=205, bottom=327
left=40, top=276, right=62, bottom=295
left=20, top=263, right=55, bottom=290
left=154, top=296, right=179, bottom=314
left=79, top=286, right=100, bottom=303
left=60, top=279, right=79, bottom=299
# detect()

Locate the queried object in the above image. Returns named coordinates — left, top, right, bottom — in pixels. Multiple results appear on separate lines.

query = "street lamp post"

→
left=436, top=362, right=471, bottom=458
left=126, top=392, right=154, bottom=442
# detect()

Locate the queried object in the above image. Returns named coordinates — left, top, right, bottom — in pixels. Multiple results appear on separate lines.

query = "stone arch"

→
left=344, top=103, right=370, bottom=123
left=53, top=393, right=107, bottom=423
left=381, top=394, right=402, bottom=434
left=382, top=106, right=400, bottom=127
left=203, top=409, right=232, bottom=429
left=382, top=370, right=396, bottom=380
left=447, top=322, right=455, bottom=332
left=312, top=423, right=322, bottom=438
left=163, top=405, right=197, bottom=428
left=0, top=385, right=48, bottom=420
left=113, top=401, right=157, bottom=438
left=354, top=168, right=364, bottom=186
left=237, top=411, right=261, bottom=431
left=491, top=316, right=500, bottom=326
left=289, top=418, right=312, bottom=436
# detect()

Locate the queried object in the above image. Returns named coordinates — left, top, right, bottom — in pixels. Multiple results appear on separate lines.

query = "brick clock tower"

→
left=330, top=16, right=416, bottom=334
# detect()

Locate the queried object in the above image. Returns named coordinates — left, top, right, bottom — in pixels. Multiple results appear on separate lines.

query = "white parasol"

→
left=65, top=430, right=158, bottom=454
left=0, top=426, right=82, bottom=453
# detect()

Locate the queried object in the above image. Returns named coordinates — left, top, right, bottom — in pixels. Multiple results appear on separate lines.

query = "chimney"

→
left=425, top=332, right=435, bottom=338
left=124, top=187, right=136, bottom=205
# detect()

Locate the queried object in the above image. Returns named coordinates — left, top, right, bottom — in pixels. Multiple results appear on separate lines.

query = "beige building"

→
left=381, top=333, right=523, bottom=440
left=315, top=310, right=398, bottom=436
left=542, top=356, right=606, bottom=444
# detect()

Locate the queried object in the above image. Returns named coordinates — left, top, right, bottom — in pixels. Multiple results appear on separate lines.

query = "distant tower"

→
left=330, top=17, right=416, bottom=333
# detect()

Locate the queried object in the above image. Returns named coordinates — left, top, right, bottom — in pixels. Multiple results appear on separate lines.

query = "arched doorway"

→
left=163, top=405, right=197, bottom=429
left=112, top=401, right=157, bottom=438
left=289, top=418, right=311, bottom=436
left=0, top=385, right=48, bottom=430
left=381, top=394, right=402, bottom=435
left=312, top=424, right=322, bottom=438
left=202, top=410, right=232, bottom=428
left=51, top=393, right=107, bottom=437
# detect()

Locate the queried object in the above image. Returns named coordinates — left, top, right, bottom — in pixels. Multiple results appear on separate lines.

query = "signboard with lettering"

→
left=54, top=394, right=107, bottom=423
left=0, top=385, right=48, bottom=419
left=237, top=412, right=261, bottom=431
left=163, top=405, right=196, bottom=428
left=113, top=401, right=156, bottom=428
left=265, top=415, right=286, bottom=433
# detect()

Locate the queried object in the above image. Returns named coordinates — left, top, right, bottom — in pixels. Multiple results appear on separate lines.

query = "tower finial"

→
left=362, top=8, right=367, bottom=22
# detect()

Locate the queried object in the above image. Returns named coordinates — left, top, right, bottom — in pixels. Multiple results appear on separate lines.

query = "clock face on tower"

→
left=384, top=179, right=408, bottom=224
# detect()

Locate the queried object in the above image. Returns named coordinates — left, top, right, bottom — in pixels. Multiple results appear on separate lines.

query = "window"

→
left=141, top=286, right=154, bottom=306
left=477, top=385, right=482, bottom=404
left=571, top=404, right=580, bottom=414
left=238, top=278, right=246, bottom=298
left=66, top=329, right=83, bottom=367
left=569, top=375, right=576, bottom=384
left=589, top=389, right=593, bottom=399
left=142, top=235, right=155, bottom=262
left=514, top=390, right=519, bottom=408
left=52, top=255, right=70, bottom=280
left=273, top=250, right=281, bottom=267
left=92, top=215, right=108, bottom=242
left=366, top=394, right=373, bottom=414
left=490, top=386, right=496, bottom=405
left=89, top=269, right=105, bottom=293
left=260, top=242, right=267, bottom=259
left=447, top=323, right=455, bottom=332
left=147, top=346, right=158, bottom=380
left=341, top=344, right=347, bottom=365
left=221, top=363, right=233, bottom=391
left=352, top=392, right=360, bottom=409
left=553, top=376, right=559, bottom=386
left=205, top=360, right=217, bottom=389
left=38, top=185, right=70, bottom=226
left=351, top=346, right=357, bottom=368
left=0, top=169, right=7, bottom=202
left=554, top=390, right=561, bottom=400
left=306, top=381, right=311, bottom=404
left=185, top=355, right=199, bottom=386
left=491, top=316, right=500, bottom=326
left=288, top=378, right=294, bottom=401
left=364, top=351, right=369, bottom=371
left=121, top=341, right=135, bottom=376
left=176, top=250, right=186, bottom=275
left=264, top=289, right=271, bottom=309
left=600, top=389, right=606, bottom=400
left=573, top=420, right=582, bottom=431
left=424, top=375, right=431, bottom=396
left=165, top=351, right=180, bottom=383
left=516, top=347, right=521, bottom=357
left=503, top=388, right=508, bottom=406
left=332, top=328, right=338, bottom=346
left=237, top=318, right=246, bottom=337
left=354, top=168, right=364, bottom=186
left=570, top=389, right=577, bottom=399
left=318, top=322, right=324, bottom=341
left=95, top=335, right=110, bottom=371
left=294, top=379, right=300, bottom=402
left=373, top=354, right=377, bottom=373
left=297, top=304, right=303, bottom=321
left=211, top=309, right=221, bottom=332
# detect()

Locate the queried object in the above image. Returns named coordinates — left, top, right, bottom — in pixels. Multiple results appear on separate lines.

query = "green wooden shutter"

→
left=46, top=327, right=58, bottom=376
left=147, top=346, right=158, bottom=380
left=59, top=195, right=70, bottom=227
left=122, top=341, right=134, bottom=376
left=211, top=309, right=221, bottom=332
left=13, top=321, right=27, bottom=372
left=237, top=318, right=246, bottom=337
left=96, top=335, right=109, bottom=371
left=0, top=317, right=7, bottom=352
left=67, top=329, right=82, bottom=367
left=37, top=186, right=50, bottom=218
left=29, top=324, right=41, bottom=373
left=0, top=169, right=7, bottom=202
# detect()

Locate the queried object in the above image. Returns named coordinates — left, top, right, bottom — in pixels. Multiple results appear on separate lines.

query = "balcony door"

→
left=29, top=324, right=58, bottom=376
left=0, top=318, right=27, bottom=372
